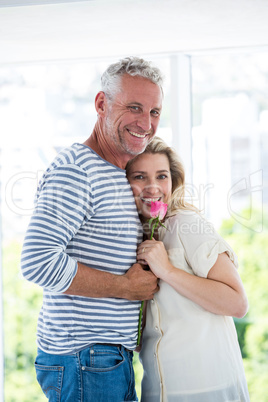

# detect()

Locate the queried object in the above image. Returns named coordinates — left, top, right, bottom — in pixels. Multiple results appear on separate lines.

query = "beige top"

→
left=140, top=211, right=250, bottom=402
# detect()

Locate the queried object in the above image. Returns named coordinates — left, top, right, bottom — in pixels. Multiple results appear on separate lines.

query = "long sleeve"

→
left=21, top=163, right=91, bottom=293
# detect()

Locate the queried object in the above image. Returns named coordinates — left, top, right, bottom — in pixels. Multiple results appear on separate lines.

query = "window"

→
left=191, top=51, right=267, bottom=229
left=1, top=50, right=267, bottom=401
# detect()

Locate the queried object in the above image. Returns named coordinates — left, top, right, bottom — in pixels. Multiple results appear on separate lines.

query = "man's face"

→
left=104, top=74, right=163, bottom=159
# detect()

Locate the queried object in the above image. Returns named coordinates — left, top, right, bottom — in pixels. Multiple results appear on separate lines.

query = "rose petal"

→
left=158, top=203, right=168, bottom=220
left=150, top=201, right=162, bottom=218
left=150, top=201, right=168, bottom=220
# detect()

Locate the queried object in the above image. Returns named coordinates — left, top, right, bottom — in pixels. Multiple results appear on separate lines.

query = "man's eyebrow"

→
left=127, top=102, right=162, bottom=111
left=128, top=102, right=143, bottom=106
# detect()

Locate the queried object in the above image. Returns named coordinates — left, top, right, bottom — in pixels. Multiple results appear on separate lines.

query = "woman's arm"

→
left=137, top=240, right=248, bottom=318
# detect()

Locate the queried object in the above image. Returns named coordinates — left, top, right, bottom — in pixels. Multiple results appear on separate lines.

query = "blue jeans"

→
left=35, top=344, right=138, bottom=402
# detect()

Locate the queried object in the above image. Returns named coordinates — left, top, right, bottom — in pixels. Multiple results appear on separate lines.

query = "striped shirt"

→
left=21, top=143, right=142, bottom=355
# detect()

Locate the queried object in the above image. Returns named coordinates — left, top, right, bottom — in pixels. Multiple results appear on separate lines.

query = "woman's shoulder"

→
left=163, top=210, right=218, bottom=244
left=166, top=210, right=210, bottom=227
left=164, top=210, right=238, bottom=276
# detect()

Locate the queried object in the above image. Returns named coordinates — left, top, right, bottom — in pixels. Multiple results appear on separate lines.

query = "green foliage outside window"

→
left=3, top=241, right=46, bottom=401
left=2, top=208, right=268, bottom=401
left=220, top=208, right=268, bottom=402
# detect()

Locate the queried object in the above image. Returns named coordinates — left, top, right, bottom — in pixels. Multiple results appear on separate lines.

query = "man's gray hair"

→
left=101, top=56, right=164, bottom=101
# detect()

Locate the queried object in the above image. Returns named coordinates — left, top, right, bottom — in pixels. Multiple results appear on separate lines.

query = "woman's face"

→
left=127, top=152, right=172, bottom=219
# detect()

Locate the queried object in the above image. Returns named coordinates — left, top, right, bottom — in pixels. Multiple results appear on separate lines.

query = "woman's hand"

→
left=137, top=239, right=173, bottom=279
left=138, top=241, right=248, bottom=318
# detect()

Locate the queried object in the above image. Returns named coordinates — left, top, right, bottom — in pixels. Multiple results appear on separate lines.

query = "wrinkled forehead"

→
left=114, top=74, right=163, bottom=104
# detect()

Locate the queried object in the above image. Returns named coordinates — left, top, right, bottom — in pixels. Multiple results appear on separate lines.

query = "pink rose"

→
left=137, top=200, right=168, bottom=346
left=150, top=201, right=168, bottom=221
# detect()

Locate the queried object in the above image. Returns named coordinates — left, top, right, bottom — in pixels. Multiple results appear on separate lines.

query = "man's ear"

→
left=95, top=91, right=107, bottom=116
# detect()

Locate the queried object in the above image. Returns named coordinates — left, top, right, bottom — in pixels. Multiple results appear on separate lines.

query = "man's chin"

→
left=127, top=142, right=149, bottom=156
left=124, top=133, right=154, bottom=156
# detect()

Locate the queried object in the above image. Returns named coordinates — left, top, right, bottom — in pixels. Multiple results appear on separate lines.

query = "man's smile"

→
left=127, top=129, right=151, bottom=139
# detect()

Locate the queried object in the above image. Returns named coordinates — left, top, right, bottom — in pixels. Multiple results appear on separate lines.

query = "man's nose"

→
left=137, top=112, right=152, bottom=132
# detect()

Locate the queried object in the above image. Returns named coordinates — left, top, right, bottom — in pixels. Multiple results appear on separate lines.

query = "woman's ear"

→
left=95, top=91, right=107, bottom=116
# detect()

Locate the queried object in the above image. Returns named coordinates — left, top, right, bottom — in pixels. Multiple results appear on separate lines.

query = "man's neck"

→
left=84, top=124, right=131, bottom=170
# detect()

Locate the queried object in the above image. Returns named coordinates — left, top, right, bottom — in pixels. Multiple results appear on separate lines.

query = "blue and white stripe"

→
left=21, top=143, right=142, bottom=354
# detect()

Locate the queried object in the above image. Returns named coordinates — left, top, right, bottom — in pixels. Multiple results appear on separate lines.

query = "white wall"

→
left=1, top=0, right=268, bottom=65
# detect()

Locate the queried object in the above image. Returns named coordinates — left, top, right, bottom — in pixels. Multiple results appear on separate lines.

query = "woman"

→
left=126, top=137, right=250, bottom=402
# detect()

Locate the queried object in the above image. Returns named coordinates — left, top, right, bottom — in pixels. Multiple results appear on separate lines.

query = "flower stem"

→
left=150, top=219, right=158, bottom=240
left=137, top=219, right=158, bottom=345
left=137, top=300, right=144, bottom=346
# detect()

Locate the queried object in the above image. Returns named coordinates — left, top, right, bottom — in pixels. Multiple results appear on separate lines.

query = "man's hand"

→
left=65, top=262, right=159, bottom=300
left=121, top=263, right=159, bottom=300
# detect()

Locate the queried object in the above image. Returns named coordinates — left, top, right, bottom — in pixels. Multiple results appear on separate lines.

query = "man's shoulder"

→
left=48, top=143, right=127, bottom=183
left=55, top=143, right=94, bottom=167
left=51, top=143, right=110, bottom=174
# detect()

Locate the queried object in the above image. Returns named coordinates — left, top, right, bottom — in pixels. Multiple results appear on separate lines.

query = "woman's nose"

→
left=145, top=183, right=159, bottom=194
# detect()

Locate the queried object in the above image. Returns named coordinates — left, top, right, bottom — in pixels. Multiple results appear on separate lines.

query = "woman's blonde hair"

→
left=126, top=136, right=197, bottom=216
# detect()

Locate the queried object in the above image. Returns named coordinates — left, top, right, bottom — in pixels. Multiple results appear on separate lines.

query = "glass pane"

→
left=191, top=51, right=268, bottom=229
left=191, top=50, right=268, bottom=401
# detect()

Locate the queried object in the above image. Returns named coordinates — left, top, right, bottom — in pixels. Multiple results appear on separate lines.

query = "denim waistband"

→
left=93, top=343, right=133, bottom=353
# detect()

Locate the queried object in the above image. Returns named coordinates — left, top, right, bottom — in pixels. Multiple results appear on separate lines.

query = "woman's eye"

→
left=134, top=175, right=144, bottom=180
left=158, top=174, right=167, bottom=179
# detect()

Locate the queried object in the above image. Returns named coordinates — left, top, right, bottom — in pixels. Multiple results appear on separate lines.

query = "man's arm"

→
left=21, top=163, right=158, bottom=299
left=64, top=262, right=159, bottom=300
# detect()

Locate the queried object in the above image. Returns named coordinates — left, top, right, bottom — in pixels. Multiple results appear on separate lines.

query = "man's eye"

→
left=129, top=106, right=140, bottom=112
left=151, top=110, right=160, bottom=117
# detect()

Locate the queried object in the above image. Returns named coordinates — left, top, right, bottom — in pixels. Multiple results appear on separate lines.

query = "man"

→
left=21, top=56, right=164, bottom=401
